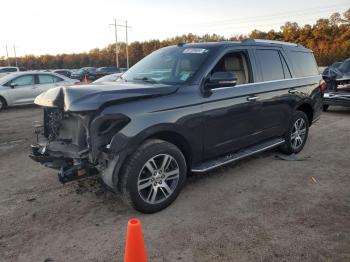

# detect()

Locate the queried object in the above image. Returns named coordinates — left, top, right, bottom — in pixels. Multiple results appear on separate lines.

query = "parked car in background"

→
left=70, top=67, right=96, bottom=81
left=53, top=69, right=72, bottom=78
left=323, top=59, right=350, bottom=111
left=93, top=72, right=123, bottom=83
left=31, top=39, right=323, bottom=213
left=0, top=72, right=78, bottom=110
left=322, top=61, right=343, bottom=79
left=0, top=67, right=20, bottom=78
left=88, top=67, right=118, bottom=81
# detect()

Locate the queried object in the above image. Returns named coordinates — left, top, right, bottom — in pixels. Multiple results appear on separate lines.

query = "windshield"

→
left=122, top=46, right=212, bottom=85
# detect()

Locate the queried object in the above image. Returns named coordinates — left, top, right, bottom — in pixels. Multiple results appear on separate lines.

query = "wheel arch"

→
left=145, top=130, right=193, bottom=168
left=295, top=102, right=314, bottom=126
left=0, top=95, right=8, bottom=108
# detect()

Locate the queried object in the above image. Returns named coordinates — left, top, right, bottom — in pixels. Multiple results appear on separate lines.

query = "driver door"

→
left=201, top=49, right=262, bottom=159
left=6, top=74, right=38, bottom=105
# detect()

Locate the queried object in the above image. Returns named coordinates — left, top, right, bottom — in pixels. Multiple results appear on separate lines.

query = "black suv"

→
left=30, top=39, right=323, bottom=213
left=88, top=67, right=118, bottom=81
left=70, top=67, right=97, bottom=81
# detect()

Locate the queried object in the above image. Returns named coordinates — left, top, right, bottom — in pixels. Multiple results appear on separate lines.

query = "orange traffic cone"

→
left=83, top=74, right=88, bottom=84
left=124, top=218, right=147, bottom=262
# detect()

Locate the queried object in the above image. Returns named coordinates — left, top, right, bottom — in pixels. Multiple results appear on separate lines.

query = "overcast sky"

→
left=0, top=0, right=348, bottom=57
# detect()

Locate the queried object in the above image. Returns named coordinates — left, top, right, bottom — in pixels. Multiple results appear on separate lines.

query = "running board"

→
left=191, top=138, right=285, bottom=173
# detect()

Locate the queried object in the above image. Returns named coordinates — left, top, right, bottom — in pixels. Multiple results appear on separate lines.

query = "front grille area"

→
left=44, top=108, right=64, bottom=141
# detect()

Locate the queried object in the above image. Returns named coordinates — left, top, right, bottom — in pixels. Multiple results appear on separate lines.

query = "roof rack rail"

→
left=242, top=38, right=298, bottom=47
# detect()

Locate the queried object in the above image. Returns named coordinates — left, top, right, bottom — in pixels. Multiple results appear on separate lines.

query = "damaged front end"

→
left=30, top=107, right=98, bottom=183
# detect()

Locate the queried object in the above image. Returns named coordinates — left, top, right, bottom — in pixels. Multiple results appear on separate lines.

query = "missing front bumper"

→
left=30, top=144, right=98, bottom=184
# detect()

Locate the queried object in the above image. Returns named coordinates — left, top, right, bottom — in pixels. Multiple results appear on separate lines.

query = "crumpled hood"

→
left=34, top=82, right=178, bottom=112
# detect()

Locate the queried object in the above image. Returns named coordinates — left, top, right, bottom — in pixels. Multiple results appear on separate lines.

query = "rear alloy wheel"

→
left=279, top=111, right=309, bottom=154
left=290, top=118, right=307, bottom=151
left=118, top=139, right=187, bottom=213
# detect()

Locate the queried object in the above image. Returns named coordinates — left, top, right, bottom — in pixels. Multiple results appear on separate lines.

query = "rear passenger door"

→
left=36, top=74, right=63, bottom=94
left=252, top=48, right=295, bottom=140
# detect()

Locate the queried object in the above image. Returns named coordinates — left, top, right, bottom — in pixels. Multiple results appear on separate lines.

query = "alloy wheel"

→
left=137, top=154, right=180, bottom=204
left=291, top=118, right=306, bottom=150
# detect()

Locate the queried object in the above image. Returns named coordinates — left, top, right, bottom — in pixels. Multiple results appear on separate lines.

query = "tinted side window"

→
left=256, top=49, right=285, bottom=81
left=6, top=68, right=17, bottom=72
left=38, top=74, right=55, bottom=84
left=288, top=51, right=318, bottom=77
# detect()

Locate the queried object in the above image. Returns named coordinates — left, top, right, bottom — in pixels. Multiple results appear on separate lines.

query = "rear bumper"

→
left=323, top=92, right=350, bottom=107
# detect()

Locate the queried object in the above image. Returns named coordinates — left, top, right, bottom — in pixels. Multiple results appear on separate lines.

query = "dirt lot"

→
left=0, top=105, right=349, bottom=262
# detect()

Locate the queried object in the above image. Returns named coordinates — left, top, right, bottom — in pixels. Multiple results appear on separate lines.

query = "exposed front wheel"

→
left=0, top=97, right=6, bottom=111
left=279, top=111, right=309, bottom=154
left=118, top=139, right=187, bottom=213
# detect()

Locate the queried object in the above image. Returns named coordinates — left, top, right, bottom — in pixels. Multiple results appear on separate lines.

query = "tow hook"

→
left=58, top=162, right=98, bottom=184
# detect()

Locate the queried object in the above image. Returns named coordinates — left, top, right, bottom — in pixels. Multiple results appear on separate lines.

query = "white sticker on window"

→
left=183, top=48, right=208, bottom=54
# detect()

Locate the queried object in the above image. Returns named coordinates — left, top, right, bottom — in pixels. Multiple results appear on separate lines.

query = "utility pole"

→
left=109, top=19, right=119, bottom=68
left=110, top=19, right=131, bottom=69
left=5, top=45, right=10, bottom=66
left=125, top=20, right=129, bottom=69
left=13, top=45, right=18, bottom=67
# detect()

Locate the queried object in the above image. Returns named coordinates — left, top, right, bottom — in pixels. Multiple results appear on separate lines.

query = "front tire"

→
left=0, top=97, right=6, bottom=111
left=323, top=104, right=329, bottom=112
left=279, top=111, right=309, bottom=154
left=118, top=139, right=187, bottom=213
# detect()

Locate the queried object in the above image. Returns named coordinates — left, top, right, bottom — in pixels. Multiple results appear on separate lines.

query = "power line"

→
left=192, top=2, right=349, bottom=28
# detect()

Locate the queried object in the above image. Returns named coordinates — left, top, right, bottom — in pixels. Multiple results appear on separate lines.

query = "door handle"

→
left=247, top=96, right=259, bottom=102
left=288, top=89, right=297, bottom=94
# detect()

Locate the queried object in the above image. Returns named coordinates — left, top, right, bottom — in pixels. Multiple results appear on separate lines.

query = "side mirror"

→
left=205, top=72, right=237, bottom=89
left=10, top=82, right=18, bottom=88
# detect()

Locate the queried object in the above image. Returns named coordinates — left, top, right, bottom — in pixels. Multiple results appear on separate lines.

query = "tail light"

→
left=319, top=80, right=326, bottom=97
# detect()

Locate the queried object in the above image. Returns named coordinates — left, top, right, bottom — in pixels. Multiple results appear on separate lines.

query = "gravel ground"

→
left=0, top=105, right=349, bottom=262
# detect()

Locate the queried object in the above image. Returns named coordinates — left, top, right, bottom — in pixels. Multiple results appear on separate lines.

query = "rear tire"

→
left=0, top=97, right=6, bottom=111
left=118, top=139, right=187, bottom=213
left=278, top=111, right=309, bottom=155
left=323, top=104, right=329, bottom=112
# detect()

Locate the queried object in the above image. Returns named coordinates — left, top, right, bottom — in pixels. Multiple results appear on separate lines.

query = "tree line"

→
left=1, top=9, right=349, bottom=69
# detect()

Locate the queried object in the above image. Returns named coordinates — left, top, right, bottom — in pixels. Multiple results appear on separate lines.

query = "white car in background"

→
left=0, top=72, right=79, bottom=110
left=0, top=66, right=20, bottom=78
left=92, top=72, right=123, bottom=83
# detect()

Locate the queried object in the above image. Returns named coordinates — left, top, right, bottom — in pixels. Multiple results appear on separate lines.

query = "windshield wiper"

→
left=133, top=77, right=159, bottom=84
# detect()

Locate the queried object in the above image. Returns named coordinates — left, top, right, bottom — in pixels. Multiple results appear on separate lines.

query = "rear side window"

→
left=255, top=49, right=285, bottom=81
left=38, top=74, right=63, bottom=84
left=288, top=51, right=318, bottom=77
left=38, top=74, right=55, bottom=84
